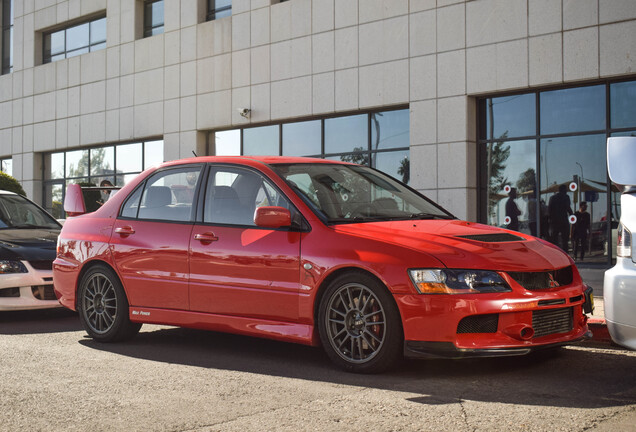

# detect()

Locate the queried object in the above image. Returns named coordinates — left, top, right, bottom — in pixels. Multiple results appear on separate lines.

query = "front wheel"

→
left=318, top=272, right=403, bottom=373
left=77, top=264, right=141, bottom=342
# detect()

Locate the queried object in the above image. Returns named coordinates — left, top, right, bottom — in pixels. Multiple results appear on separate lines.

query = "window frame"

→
left=206, top=0, right=232, bottom=21
left=42, top=15, right=107, bottom=64
left=1, top=0, right=13, bottom=74
left=143, top=0, right=164, bottom=38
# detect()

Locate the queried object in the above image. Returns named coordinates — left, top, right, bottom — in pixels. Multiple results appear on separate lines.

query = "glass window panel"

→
left=212, top=0, right=232, bottom=9
left=610, top=81, right=636, bottom=130
left=49, top=153, right=65, bottom=179
left=51, top=53, right=65, bottom=62
left=371, top=110, right=410, bottom=150
left=1, top=159, right=12, bottom=176
left=325, top=114, right=368, bottom=154
left=138, top=166, right=200, bottom=222
left=611, top=130, right=636, bottom=138
left=46, top=183, right=64, bottom=219
left=65, top=150, right=88, bottom=178
left=90, top=17, right=106, bottom=44
left=374, top=150, right=410, bottom=185
left=204, top=167, right=259, bottom=226
left=49, top=31, right=66, bottom=55
left=540, top=135, right=608, bottom=263
left=144, top=140, right=164, bottom=169
left=151, top=0, right=164, bottom=25
left=66, top=23, right=89, bottom=52
left=212, top=8, right=232, bottom=19
left=149, top=26, right=164, bottom=36
left=214, top=130, right=240, bottom=155
left=483, top=93, right=536, bottom=140
left=91, top=42, right=106, bottom=51
left=90, top=147, right=114, bottom=176
left=243, top=125, right=279, bottom=156
left=116, top=143, right=143, bottom=173
left=540, top=85, right=605, bottom=135
left=66, top=47, right=89, bottom=58
left=484, top=139, right=537, bottom=236
left=282, top=120, right=321, bottom=156
left=121, top=184, right=143, bottom=219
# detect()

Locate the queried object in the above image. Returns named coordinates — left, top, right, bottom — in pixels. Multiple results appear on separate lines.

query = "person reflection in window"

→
left=548, top=184, right=573, bottom=252
left=505, top=188, right=521, bottom=231
left=99, top=179, right=114, bottom=205
left=573, top=202, right=591, bottom=261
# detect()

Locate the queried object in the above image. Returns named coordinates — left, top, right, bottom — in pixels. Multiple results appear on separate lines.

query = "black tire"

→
left=318, top=272, right=403, bottom=373
left=77, top=264, right=141, bottom=342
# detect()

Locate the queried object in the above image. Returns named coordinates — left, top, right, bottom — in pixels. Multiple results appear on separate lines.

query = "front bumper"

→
left=395, top=282, right=590, bottom=355
left=604, top=258, right=636, bottom=350
left=0, top=261, right=61, bottom=311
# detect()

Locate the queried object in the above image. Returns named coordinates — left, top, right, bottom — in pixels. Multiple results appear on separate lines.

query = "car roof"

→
left=156, top=155, right=352, bottom=169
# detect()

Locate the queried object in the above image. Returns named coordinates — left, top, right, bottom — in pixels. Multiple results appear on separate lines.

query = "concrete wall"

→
left=0, top=0, right=635, bottom=219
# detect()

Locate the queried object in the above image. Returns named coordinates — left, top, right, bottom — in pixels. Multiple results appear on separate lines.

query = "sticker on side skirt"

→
left=132, top=310, right=150, bottom=316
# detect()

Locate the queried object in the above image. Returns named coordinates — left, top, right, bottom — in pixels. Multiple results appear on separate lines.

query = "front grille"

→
left=532, top=307, right=573, bottom=338
left=456, top=233, right=525, bottom=242
left=0, top=287, right=20, bottom=298
left=507, top=266, right=573, bottom=290
left=29, top=260, right=53, bottom=270
left=457, top=314, right=499, bottom=334
left=538, top=299, right=566, bottom=306
left=32, top=285, right=57, bottom=300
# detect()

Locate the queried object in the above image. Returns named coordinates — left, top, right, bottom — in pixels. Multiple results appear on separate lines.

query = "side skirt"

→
left=129, top=307, right=317, bottom=346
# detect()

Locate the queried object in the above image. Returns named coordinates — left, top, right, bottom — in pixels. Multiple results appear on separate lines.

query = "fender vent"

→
left=456, top=234, right=525, bottom=242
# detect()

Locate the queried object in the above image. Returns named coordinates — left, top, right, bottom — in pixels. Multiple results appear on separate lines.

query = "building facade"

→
left=0, top=0, right=635, bottom=267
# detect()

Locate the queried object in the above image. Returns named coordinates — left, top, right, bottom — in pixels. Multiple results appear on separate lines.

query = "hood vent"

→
left=508, top=266, right=574, bottom=291
left=456, top=233, right=525, bottom=242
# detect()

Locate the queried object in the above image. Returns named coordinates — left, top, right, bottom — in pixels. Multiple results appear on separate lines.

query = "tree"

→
left=516, top=168, right=537, bottom=195
left=340, top=147, right=370, bottom=166
left=0, top=171, right=26, bottom=196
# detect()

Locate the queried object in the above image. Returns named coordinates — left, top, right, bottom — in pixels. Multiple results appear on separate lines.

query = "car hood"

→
left=333, top=220, right=571, bottom=271
left=0, top=228, right=60, bottom=261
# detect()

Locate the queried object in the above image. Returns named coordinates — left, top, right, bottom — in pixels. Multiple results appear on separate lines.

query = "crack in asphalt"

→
left=457, top=396, right=476, bottom=432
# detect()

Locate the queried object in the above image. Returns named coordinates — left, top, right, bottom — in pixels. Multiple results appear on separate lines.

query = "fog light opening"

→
left=520, top=327, right=534, bottom=340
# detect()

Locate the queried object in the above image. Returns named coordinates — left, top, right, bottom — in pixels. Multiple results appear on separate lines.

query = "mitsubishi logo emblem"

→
left=548, top=273, right=560, bottom=288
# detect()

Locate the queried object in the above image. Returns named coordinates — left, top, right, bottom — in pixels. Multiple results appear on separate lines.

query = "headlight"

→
left=617, top=223, right=632, bottom=258
left=0, top=260, right=28, bottom=274
left=408, top=269, right=511, bottom=294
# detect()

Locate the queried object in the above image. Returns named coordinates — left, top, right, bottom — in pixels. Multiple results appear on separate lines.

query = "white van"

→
left=604, top=136, right=636, bottom=350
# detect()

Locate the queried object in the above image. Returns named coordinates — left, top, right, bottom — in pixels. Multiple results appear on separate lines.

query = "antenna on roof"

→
left=192, top=151, right=198, bottom=157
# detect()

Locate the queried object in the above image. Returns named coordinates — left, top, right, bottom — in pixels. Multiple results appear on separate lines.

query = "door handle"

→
left=194, top=232, right=219, bottom=242
left=115, top=226, right=135, bottom=236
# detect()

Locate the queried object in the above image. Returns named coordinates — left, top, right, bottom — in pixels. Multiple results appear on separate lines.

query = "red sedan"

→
left=54, top=157, right=593, bottom=373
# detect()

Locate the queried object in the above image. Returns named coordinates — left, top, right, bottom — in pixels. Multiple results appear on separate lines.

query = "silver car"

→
left=0, top=190, right=62, bottom=311
left=604, top=137, right=636, bottom=350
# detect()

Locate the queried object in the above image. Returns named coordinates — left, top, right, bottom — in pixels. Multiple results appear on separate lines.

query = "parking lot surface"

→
left=1, top=309, right=635, bottom=432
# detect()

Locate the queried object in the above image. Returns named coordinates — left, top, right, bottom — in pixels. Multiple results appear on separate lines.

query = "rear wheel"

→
left=77, top=264, right=141, bottom=342
left=318, top=272, right=403, bottom=373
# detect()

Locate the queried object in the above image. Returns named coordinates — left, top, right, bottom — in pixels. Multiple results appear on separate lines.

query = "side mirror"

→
left=63, top=183, right=86, bottom=217
left=254, top=206, right=291, bottom=228
left=607, top=137, right=636, bottom=187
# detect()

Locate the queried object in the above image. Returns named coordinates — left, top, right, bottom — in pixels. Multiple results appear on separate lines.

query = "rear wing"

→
left=63, top=183, right=121, bottom=217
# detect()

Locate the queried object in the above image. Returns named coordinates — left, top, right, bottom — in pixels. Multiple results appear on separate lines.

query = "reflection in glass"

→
left=610, top=81, right=636, bottom=130
left=144, top=140, right=164, bottom=168
left=1, top=159, right=12, bottom=176
left=371, top=109, right=409, bottom=152
left=540, top=86, right=605, bottom=135
left=215, top=130, right=240, bottom=156
left=483, top=94, right=536, bottom=140
left=486, top=140, right=536, bottom=236
left=1, top=0, right=13, bottom=74
left=325, top=114, right=368, bottom=154
left=90, top=18, right=107, bottom=44
left=49, top=153, right=64, bottom=179
left=117, top=143, right=143, bottom=173
left=283, top=121, right=321, bottom=156
left=244, top=125, right=279, bottom=156
left=144, top=0, right=164, bottom=37
left=208, top=0, right=232, bottom=21
left=375, top=150, right=410, bottom=185
left=66, top=23, right=89, bottom=52
left=90, top=147, right=114, bottom=176
left=540, top=135, right=607, bottom=262
left=66, top=150, right=88, bottom=178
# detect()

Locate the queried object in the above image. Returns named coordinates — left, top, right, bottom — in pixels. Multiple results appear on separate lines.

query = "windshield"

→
left=0, top=194, right=61, bottom=230
left=271, top=163, right=454, bottom=224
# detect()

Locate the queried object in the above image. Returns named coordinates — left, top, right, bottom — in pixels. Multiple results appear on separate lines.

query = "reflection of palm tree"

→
left=397, top=157, right=410, bottom=184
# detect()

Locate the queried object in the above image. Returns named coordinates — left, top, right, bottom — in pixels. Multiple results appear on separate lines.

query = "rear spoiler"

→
left=63, top=183, right=121, bottom=217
